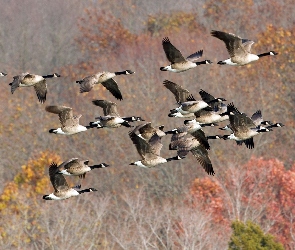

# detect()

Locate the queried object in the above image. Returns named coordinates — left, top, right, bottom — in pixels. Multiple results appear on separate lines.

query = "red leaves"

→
left=188, top=157, right=295, bottom=248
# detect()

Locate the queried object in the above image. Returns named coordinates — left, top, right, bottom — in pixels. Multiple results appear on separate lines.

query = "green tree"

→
left=229, top=220, right=284, bottom=250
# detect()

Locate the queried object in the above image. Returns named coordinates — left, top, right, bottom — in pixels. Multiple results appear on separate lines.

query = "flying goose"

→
left=89, top=100, right=144, bottom=128
left=266, top=123, right=284, bottom=129
left=167, top=88, right=225, bottom=118
left=0, top=72, right=7, bottom=76
left=221, top=103, right=271, bottom=148
left=248, top=111, right=284, bottom=130
left=132, top=122, right=166, bottom=141
left=160, top=37, right=212, bottom=72
left=45, top=105, right=93, bottom=135
left=165, top=119, right=216, bottom=136
left=169, top=95, right=211, bottom=116
left=56, top=158, right=110, bottom=179
left=192, top=103, right=229, bottom=124
left=129, top=130, right=183, bottom=168
left=168, top=130, right=214, bottom=175
left=76, top=70, right=135, bottom=100
left=169, top=129, right=210, bottom=151
left=9, top=72, right=60, bottom=103
left=219, top=110, right=274, bottom=131
left=211, top=30, right=278, bottom=66
left=43, top=162, right=97, bottom=200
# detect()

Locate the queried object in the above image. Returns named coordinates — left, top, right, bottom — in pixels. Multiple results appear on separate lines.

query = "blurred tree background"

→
left=0, top=0, right=294, bottom=249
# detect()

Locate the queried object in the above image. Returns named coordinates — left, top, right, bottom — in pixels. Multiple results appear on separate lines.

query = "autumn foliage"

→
left=189, top=157, right=295, bottom=249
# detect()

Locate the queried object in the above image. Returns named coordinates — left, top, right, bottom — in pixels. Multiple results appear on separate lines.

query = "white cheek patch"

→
left=59, top=170, right=71, bottom=175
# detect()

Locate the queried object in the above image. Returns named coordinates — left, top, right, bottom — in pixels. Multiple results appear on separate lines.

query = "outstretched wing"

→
left=242, top=39, right=255, bottom=53
left=9, top=75, right=22, bottom=94
left=162, top=37, right=185, bottom=63
left=92, top=100, right=119, bottom=116
left=45, top=106, right=75, bottom=127
left=163, top=80, right=190, bottom=103
left=191, top=146, right=214, bottom=175
left=251, top=110, right=263, bottom=126
left=199, top=89, right=216, bottom=103
left=129, top=131, right=160, bottom=159
left=186, top=50, right=203, bottom=62
left=211, top=30, right=247, bottom=58
left=49, top=162, right=70, bottom=192
left=191, top=130, right=210, bottom=150
left=34, top=79, right=47, bottom=103
left=101, top=78, right=123, bottom=101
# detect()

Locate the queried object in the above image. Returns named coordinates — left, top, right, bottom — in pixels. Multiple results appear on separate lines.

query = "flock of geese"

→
left=6, top=30, right=284, bottom=200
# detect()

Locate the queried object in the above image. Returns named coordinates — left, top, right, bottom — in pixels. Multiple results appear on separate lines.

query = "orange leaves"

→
left=189, top=177, right=227, bottom=224
left=191, top=177, right=222, bottom=198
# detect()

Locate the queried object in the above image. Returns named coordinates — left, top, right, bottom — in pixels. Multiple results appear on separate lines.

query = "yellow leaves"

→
left=0, top=151, right=60, bottom=212
left=35, top=176, right=50, bottom=194
left=0, top=183, right=18, bottom=208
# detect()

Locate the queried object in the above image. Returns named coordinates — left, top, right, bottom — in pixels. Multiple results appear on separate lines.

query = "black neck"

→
left=201, top=123, right=218, bottom=127
left=121, top=121, right=133, bottom=127
left=43, top=195, right=52, bottom=200
left=257, top=52, right=271, bottom=58
left=43, top=74, right=56, bottom=78
left=166, top=155, right=184, bottom=162
left=195, top=60, right=211, bottom=65
left=90, top=163, right=108, bottom=169
left=115, top=70, right=129, bottom=75
left=85, top=125, right=96, bottom=129
left=78, top=188, right=94, bottom=194
left=206, top=135, right=222, bottom=140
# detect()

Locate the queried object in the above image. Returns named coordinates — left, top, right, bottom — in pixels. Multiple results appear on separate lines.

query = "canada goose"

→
left=168, top=130, right=214, bottom=175
left=0, top=72, right=7, bottom=76
left=89, top=100, right=144, bottom=128
left=193, top=103, right=229, bottom=124
left=129, top=130, right=183, bottom=168
left=160, top=37, right=212, bottom=72
left=250, top=110, right=276, bottom=127
left=219, top=110, right=274, bottom=131
left=46, top=105, right=93, bottom=135
left=266, top=123, right=284, bottom=129
left=222, top=103, right=271, bottom=149
left=170, top=95, right=211, bottom=116
left=169, top=129, right=210, bottom=151
left=9, top=72, right=60, bottom=103
left=76, top=70, right=135, bottom=100
left=56, top=158, right=110, bottom=178
left=132, top=122, right=166, bottom=141
left=163, top=80, right=190, bottom=103
left=165, top=119, right=216, bottom=136
left=43, top=162, right=97, bottom=200
left=211, top=30, right=278, bottom=66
